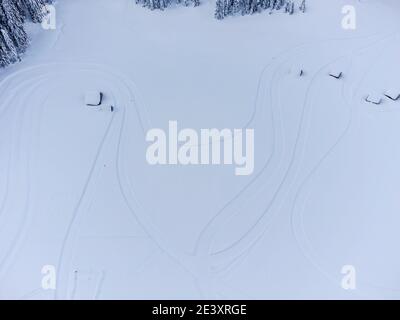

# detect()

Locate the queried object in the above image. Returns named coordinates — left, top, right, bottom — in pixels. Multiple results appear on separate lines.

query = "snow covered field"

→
left=1, top=0, right=400, bottom=299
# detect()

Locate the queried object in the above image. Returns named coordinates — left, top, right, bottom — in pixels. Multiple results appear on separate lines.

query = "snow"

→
left=1, top=0, right=400, bottom=299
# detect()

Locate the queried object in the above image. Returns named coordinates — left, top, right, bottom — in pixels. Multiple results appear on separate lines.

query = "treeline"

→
left=135, top=0, right=200, bottom=10
left=216, top=0, right=306, bottom=19
left=0, top=0, right=52, bottom=68
left=135, top=0, right=306, bottom=19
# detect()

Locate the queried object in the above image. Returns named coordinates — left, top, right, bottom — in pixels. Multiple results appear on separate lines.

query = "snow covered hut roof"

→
left=85, top=91, right=103, bottom=106
left=384, top=89, right=400, bottom=101
left=365, top=94, right=382, bottom=105
left=329, top=70, right=343, bottom=79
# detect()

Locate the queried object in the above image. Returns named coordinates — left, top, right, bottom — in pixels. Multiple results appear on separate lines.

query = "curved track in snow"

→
left=0, top=25, right=398, bottom=298
left=194, top=33, right=398, bottom=273
left=290, top=33, right=400, bottom=297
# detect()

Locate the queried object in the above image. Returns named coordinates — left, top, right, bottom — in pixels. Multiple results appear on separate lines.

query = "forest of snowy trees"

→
left=0, top=0, right=52, bottom=68
left=135, top=0, right=200, bottom=10
left=136, top=0, right=306, bottom=18
left=216, top=0, right=306, bottom=19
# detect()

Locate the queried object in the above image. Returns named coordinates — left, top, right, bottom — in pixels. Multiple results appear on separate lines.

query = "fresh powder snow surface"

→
left=1, top=0, right=400, bottom=299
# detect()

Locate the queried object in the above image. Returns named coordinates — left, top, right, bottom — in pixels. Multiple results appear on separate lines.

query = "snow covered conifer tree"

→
left=250, top=0, right=259, bottom=14
left=226, top=0, right=234, bottom=15
left=299, top=0, right=306, bottom=13
left=215, top=0, right=225, bottom=19
left=232, top=0, right=242, bottom=14
left=290, top=1, right=294, bottom=14
left=22, top=0, right=47, bottom=23
left=242, top=0, right=251, bottom=15
left=260, top=0, right=270, bottom=11
left=160, top=0, right=169, bottom=9
left=275, top=0, right=283, bottom=10
left=0, top=28, right=19, bottom=64
left=285, top=0, right=294, bottom=14
left=284, top=0, right=290, bottom=13
left=0, top=41, right=9, bottom=67
left=0, top=0, right=28, bottom=54
left=0, top=0, right=49, bottom=68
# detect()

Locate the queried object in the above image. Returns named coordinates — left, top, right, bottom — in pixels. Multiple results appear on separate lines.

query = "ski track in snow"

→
left=195, top=32, right=398, bottom=270
left=0, top=36, right=393, bottom=298
left=0, top=36, right=395, bottom=298
left=290, top=33, right=400, bottom=297
left=0, top=63, right=157, bottom=298
left=0, top=76, right=52, bottom=281
left=115, top=33, right=399, bottom=298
